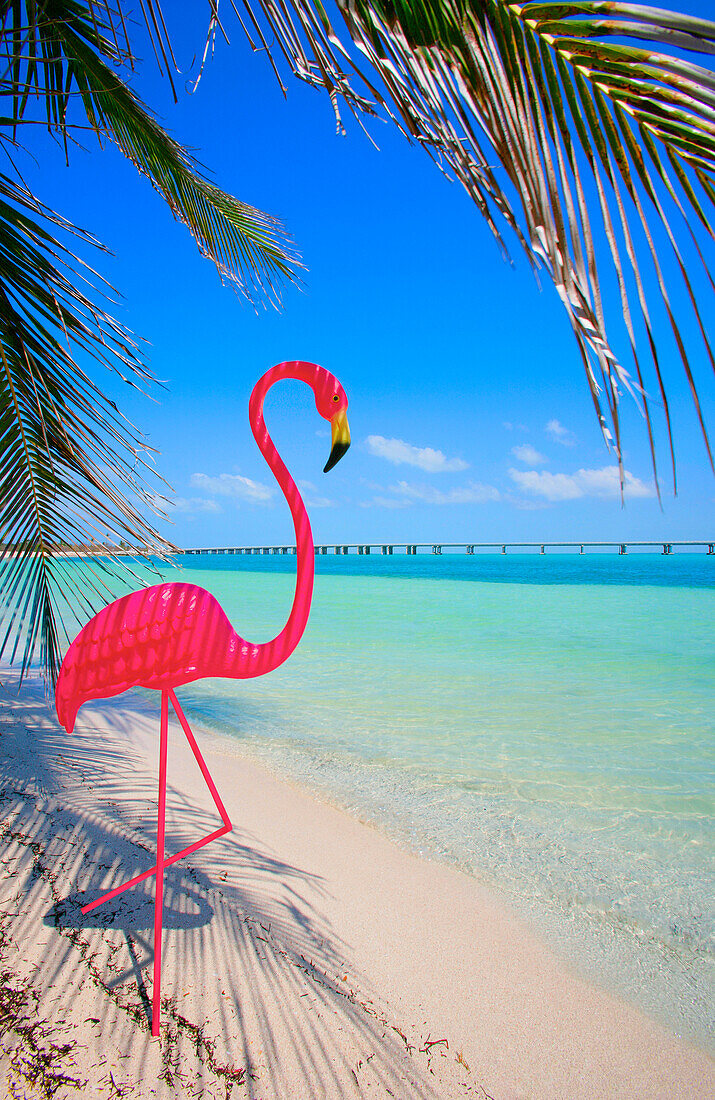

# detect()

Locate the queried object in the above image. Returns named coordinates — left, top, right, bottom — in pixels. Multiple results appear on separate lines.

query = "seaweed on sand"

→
left=0, top=913, right=83, bottom=1098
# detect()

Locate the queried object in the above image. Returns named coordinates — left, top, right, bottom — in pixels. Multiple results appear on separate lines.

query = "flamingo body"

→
left=53, top=360, right=350, bottom=1037
left=55, top=582, right=254, bottom=734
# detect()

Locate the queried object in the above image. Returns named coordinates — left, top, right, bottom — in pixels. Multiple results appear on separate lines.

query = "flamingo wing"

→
left=55, top=583, right=243, bottom=732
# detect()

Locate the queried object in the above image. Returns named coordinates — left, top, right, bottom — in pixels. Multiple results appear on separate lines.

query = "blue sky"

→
left=29, top=4, right=714, bottom=548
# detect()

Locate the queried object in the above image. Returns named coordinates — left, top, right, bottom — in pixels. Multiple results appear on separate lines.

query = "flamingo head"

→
left=316, top=372, right=351, bottom=472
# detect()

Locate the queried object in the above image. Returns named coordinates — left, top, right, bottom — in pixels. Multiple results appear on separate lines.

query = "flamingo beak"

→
left=324, top=409, right=351, bottom=472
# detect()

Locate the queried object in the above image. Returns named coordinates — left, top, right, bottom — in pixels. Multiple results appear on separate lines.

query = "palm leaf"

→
left=0, top=175, right=175, bottom=683
left=1, top=0, right=302, bottom=303
left=0, top=0, right=304, bottom=685
left=204, top=0, right=714, bottom=487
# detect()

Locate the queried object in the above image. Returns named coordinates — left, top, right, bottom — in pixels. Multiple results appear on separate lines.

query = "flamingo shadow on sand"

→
left=47, top=881, right=215, bottom=1024
left=53, top=361, right=351, bottom=1036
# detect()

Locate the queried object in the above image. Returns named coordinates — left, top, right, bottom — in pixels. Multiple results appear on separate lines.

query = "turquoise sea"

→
left=59, top=553, right=715, bottom=1048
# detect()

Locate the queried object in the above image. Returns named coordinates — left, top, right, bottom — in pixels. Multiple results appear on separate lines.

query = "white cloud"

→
left=297, top=480, right=335, bottom=509
left=360, top=496, right=411, bottom=510
left=364, top=480, right=500, bottom=507
left=509, top=465, right=655, bottom=502
left=545, top=419, right=576, bottom=446
left=393, top=480, right=499, bottom=504
left=365, top=435, right=468, bottom=472
left=511, top=443, right=547, bottom=466
left=171, top=497, right=222, bottom=515
left=190, top=472, right=274, bottom=503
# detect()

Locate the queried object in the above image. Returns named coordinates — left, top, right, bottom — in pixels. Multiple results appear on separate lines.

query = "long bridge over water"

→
left=183, top=540, right=714, bottom=556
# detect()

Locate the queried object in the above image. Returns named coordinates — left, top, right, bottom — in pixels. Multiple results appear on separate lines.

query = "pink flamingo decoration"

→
left=55, top=361, right=350, bottom=1036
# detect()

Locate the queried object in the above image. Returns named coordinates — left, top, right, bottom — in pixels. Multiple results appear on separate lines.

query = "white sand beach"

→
left=1, top=668, right=713, bottom=1099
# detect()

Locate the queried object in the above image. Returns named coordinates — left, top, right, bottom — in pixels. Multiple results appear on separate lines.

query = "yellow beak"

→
left=324, top=409, right=351, bottom=472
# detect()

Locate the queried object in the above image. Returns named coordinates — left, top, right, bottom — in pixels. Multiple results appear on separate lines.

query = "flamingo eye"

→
left=332, top=394, right=339, bottom=403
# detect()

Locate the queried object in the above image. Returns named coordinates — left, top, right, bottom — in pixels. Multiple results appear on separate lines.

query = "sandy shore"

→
left=0, top=670, right=713, bottom=1099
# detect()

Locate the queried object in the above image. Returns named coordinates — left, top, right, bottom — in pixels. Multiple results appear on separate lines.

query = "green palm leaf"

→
left=0, top=0, right=303, bottom=685
left=0, top=176, right=175, bottom=682
left=2, top=0, right=301, bottom=301
left=213, top=0, right=714, bottom=489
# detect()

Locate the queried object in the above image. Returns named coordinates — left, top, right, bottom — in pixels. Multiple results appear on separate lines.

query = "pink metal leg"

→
left=151, top=690, right=169, bottom=1036
left=79, top=689, right=233, bottom=1036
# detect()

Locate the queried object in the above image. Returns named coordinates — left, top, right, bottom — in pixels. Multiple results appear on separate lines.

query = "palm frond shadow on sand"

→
left=0, top=673, right=476, bottom=1098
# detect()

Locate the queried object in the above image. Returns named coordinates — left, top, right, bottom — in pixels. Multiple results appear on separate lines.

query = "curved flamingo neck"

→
left=232, top=362, right=318, bottom=676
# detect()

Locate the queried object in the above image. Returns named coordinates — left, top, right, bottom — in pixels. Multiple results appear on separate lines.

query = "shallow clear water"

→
left=43, top=553, right=715, bottom=1046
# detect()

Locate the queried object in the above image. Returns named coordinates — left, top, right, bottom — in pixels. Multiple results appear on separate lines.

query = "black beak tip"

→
left=324, top=441, right=350, bottom=473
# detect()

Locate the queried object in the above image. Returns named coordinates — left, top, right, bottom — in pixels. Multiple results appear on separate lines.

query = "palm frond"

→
left=0, top=0, right=305, bottom=686
left=0, top=174, right=174, bottom=683
left=209, top=0, right=714, bottom=487
left=0, top=0, right=302, bottom=303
